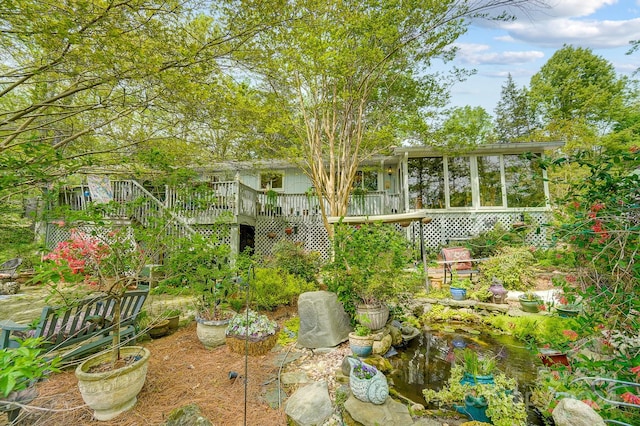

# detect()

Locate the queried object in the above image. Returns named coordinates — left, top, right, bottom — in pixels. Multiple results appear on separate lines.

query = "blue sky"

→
left=440, top=0, right=640, bottom=113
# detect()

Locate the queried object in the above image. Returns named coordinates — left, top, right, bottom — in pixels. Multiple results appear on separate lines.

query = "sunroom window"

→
left=448, top=157, right=472, bottom=208
left=478, top=155, right=503, bottom=207
left=504, top=154, right=545, bottom=207
left=408, top=157, right=444, bottom=209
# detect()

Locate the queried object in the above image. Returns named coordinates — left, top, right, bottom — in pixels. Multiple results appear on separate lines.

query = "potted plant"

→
left=348, top=324, right=373, bottom=357
left=0, top=338, right=60, bottom=422
left=162, top=308, right=181, bottom=332
left=325, top=222, right=418, bottom=331
left=36, top=221, right=163, bottom=421
left=225, top=309, right=279, bottom=356
left=552, top=291, right=582, bottom=318
left=449, top=273, right=473, bottom=301
left=423, top=365, right=528, bottom=426
left=518, top=291, right=543, bottom=313
left=161, top=233, right=236, bottom=349
left=346, top=357, right=389, bottom=405
left=458, top=348, right=496, bottom=386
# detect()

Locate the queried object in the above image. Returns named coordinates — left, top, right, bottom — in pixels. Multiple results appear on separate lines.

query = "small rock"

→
left=162, top=404, right=212, bottom=426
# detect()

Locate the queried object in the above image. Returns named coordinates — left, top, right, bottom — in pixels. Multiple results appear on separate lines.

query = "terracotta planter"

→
left=195, top=316, right=230, bottom=349
left=75, top=346, right=150, bottom=421
left=538, top=348, right=570, bottom=367
left=356, top=304, right=389, bottom=331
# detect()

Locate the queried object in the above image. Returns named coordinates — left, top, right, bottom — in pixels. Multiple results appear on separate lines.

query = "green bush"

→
left=251, top=267, right=317, bottom=310
left=464, top=222, right=529, bottom=258
left=533, top=248, right=577, bottom=270
left=270, top=239, right=322, bottom=283
left=324, top=222, right=418, bottom=318
left=478, top=246, right=536, bottom=291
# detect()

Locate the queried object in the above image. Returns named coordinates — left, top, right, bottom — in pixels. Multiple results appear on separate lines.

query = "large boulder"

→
left=285, top=381, right=333, bottom=426
left=297, top=291, right=351, bottom=348
left=552, top=398, right=606, bottom=426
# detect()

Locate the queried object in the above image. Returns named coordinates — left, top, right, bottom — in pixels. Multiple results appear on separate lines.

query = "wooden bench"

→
left=0, top=289, right=148, bottom=362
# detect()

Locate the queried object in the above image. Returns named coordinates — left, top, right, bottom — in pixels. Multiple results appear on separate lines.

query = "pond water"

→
left=388, top=325, right=541, bottom=406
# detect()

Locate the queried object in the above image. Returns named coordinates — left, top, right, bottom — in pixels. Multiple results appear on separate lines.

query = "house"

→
left=49, top=141, right=563, bottom=260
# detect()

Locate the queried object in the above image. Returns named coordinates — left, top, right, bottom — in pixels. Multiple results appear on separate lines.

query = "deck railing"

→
left=57, top=180, right=404, bottom=223
left=56, top=181, right=197, bottom=239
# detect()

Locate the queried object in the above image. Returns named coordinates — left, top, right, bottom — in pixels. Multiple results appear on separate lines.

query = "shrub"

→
left=324, top=222, right=418, bottom=317
left=251, top=267, right=317, bottom=310
left=464, top=222, right=529, bottom=258
left=270, top=239, right=322, bottom=283
left=478, top=246, right=536, bottom=291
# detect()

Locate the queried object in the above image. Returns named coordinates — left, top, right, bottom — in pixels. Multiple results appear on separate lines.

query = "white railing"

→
left=57, top=182, right=404, bottom=222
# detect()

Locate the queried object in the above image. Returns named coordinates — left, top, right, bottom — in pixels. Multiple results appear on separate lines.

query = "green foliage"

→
left=458, top=348, right=496, bottom=376
left=494, top=73, right=534, bottom=143
left=449, top=273, right=473, bottom=290
left=270, top=239, right=322, bottom=283
left=548, top=148, right=639, bottom=347
left=353, top=324, right=371, bottom=337
left=277, top=317, right=299, bottom=346
left=533, top=248, right=578, bottom=270
left=420, top=304, right=480, bottom=324
left=251, top=267, right=317, bottom=311
left=324, top=222, right=418, bottom=317
left=0, top=338, right=61, bottom=397
left=529, top=45, right=626, bottom=149
left=437, top=105, right=497, bottom=148
left=225, top=309, right=277, bottom=339
left=484, top=314, right=581, bottom=352
left=160, top=233, right=235, bottom=319
left=477, top=246, right=536, bottom=291
left=422, top=365, right=527, bottom=426
left=463, top=222, right=530, bottom=259
left=0, top=203, right=39, bottom=269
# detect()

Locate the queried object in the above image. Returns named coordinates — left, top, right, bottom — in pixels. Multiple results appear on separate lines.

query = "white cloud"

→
left=494, top=35, right=516, bottom=43
left=455, top=43, right=545, bottom=65
left=539, top=0, right=618, bottom=19
left=503, top=17, right=640, bottom=48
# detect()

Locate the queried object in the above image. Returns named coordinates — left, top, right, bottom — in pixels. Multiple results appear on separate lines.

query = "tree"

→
left=0, top=1, right=268, bottom=201
left=439, top=106, right=496, bottom=147
left=528, top=45, right=626, bottom=149
left=218, top=0, right=548, bottom=235
left=494, top=74, right=535, bottom=142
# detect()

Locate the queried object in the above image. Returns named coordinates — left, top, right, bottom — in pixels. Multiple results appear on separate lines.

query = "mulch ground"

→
left=6, top=321, right=289, bottom=426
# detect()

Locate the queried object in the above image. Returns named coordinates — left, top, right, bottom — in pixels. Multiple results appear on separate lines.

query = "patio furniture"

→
left=0, top=289, right=148, bottom=362
left=440, top=248, right=484, bottom=285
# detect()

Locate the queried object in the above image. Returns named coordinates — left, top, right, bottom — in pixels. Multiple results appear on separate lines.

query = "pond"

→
left=388, top=325, right=541, bottom=407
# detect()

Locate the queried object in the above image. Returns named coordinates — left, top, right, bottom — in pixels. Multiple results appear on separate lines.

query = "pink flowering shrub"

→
left=43, top=229, right=110, bottom=278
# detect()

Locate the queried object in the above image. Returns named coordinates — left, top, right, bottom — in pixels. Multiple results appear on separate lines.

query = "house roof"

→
left=393, top=141, right=565, bottom=157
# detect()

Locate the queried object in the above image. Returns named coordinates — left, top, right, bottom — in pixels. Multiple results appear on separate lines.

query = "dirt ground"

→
left=5, top=317, right=294, bottom=426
